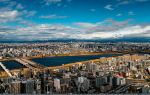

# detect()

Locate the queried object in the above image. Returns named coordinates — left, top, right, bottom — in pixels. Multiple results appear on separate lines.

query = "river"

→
left=0, top=53, right=122, bottom=70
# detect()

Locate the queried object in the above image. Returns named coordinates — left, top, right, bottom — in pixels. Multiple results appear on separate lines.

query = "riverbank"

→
left=0, top=51, right=121, bottom=62
left=0, top=53, right=148, bottom=78
left=1, top=50, right=148, bottom=62
left=0, top=53, right=122, bottom=78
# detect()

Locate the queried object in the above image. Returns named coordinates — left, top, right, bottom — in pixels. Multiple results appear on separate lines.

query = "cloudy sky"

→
left=0, top=0, right=150, bottom=41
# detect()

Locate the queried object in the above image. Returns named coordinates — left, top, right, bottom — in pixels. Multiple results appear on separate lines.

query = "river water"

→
left=1, top=53, right=122, bottom=70
left=31, top=54, right=122, bottom=67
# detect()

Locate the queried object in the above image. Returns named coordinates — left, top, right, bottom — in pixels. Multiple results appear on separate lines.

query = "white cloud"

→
left=115, top=25, right=150, bottom=38
left=40, top=14, right=67, bottom=19
left=0, top=0, right=36, bottom=24
left=43, top=0, right=72, bottom=6
left=128, top=11, right=135, bottom=16
left=44, top=0, right=62, bottom=5
left=0, top=10, right=18, bottom=18
left=21, top=10, right=37, bottom=17
left=116, top=13, right=122, bottom=16
left=116, top=0, right=149, bottom=7
left=18, top=20, right=36, bottom=26
left=0, top=9, right=36, bottom=23
left=16, top=4, right=24, bottom=10
left=0, top=19, right=149, bottom=40
left=26, top=11, right=37, bottom=17
left=104, top=5, right=114, bottom=10
left=78, top=25, right=150, bottom=39
left=0, top=10, right=19, bottom=23
left=75, top=19, right=131, bottom=32
left=117, top=1, right=130, bottom=6
left=74, top=22, right=97, bottom=28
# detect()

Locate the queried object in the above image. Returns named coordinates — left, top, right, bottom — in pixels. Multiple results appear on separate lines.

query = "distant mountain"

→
left=0, top=37, right=149, bottom=43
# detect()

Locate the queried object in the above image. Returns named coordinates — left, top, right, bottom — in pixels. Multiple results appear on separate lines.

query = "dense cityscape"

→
left=0, top=42, right=149, bottom=59
left=0, top=42, right=149, bottom=94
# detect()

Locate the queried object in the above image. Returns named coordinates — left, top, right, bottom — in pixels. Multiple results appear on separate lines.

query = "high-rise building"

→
left=107, top=75, right=113, bottom=86
left=10, top=81, right=21, bottom=94
left=54, top=78, right=61, bottom=92
left=77, top=77, right=90, bottom=93
left=35, top=79, right=41, bottom=94
left=112, top=77, right=126, bottom=86
left=21, top=80, right=35, bottom=94
left=95, top=77, right=107, bottom=88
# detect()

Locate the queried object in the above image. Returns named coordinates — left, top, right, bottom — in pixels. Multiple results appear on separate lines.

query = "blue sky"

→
left=0, top=0, right=150, bottom=41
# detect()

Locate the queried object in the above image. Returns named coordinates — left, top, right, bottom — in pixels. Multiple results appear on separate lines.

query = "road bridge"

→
left=15, top=58, right=35, bottom=70
left=0, top=62, right=13, bottom=77
left=21, top=58, right=45, bottom=69
left=15, top=58, right=44, bottom=70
